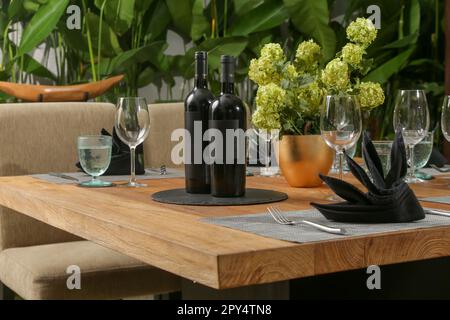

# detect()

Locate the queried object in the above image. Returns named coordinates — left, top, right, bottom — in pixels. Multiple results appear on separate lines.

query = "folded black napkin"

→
left=76, top=128, right=145, bottom=176
left=311, top=131, right=425, bottom=223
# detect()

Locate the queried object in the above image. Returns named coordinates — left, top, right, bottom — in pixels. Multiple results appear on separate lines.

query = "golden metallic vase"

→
left=278, top=135, right=335, bottom=188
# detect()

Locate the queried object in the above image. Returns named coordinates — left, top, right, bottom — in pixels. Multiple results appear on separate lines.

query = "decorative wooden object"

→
left=0, top=175, right=448, bottom=289
left=0, top=75, right=124, bottom=102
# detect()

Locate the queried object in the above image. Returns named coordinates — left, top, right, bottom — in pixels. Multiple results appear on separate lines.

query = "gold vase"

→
left=278, top=135, right=334, bottom=188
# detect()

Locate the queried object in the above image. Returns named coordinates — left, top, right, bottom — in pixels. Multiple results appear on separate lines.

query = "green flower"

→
left=282, top=63, right=299, bottom=82
left=357, top=82, right=385, bottom=110
left=296, top=81, right=324, bottom=115
left=249, top=57, right=282, bottom=86
left=346, top=18, right=377, bottom=47
left=252, top=83, right=286, bottom=130
left=321, top=58, right=349, bottom=91
left=295, top=40, right=321, bottom=72
left=260, top=43, right=285, bottom=63
left=342, top=43, right=364, bottom=67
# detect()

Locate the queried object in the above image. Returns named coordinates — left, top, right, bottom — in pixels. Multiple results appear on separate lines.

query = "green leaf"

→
left=144, top=1, right=171, bottom=41
left=363, top=47, right=415, bottom=84
left=135, top=0, right=155, bottom=12
left=8, top=0, right=25, bottom=19
left=137, top=67, right=158, bottom=87
left=284, top=0, right=336, bottom=61
left=230, top=0, right=288, bottom=36
left=191, top=0, right=209, bottom=41
left=166, top=0, right=194, bottom=37
left=85, top=12, right=122, bottom=58
left=94, top=0, right=135, bottom=35
left=180, top=37, right=248, bottom=77
left=108, top=41, right=166, bottom=73
left=233, top=0, right=265, bottom=15
left=0, top=12, right=7, bottom=40
left=382, top=32, right=418, bottom=49
left=17, top=0, right=69, bottom=56
left=21, top=53, right=56, bottom=80
left=409, top=0, right=420, bottom=34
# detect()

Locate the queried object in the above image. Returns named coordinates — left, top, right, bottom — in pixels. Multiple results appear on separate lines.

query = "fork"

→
left=267, top=206, right=348, bottom=235
left=430, top=164, right=450, bottom=173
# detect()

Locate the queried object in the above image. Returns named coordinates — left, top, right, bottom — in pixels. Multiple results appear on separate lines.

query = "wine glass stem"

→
left=130, top=146, right=136, bottom=184
left=338, top=151, right=344, bottom=181
left=408, top=144, right=415, bottom=179
left=265, top=138, right=271, bottom=170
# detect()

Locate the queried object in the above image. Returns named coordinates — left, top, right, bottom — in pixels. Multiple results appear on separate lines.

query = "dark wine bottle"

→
left=184, top=51, right=214, bottom=194
left=209, top=55, right=247, bottom=197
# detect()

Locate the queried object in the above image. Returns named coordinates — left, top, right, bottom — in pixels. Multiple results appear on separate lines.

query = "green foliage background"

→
left=0, top=0, right=445, bottom=140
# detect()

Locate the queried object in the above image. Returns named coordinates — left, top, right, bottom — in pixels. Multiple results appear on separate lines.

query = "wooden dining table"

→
left=0, top=173, right=449, bottom=298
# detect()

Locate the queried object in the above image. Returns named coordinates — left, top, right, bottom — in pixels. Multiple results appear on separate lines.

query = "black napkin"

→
left=76, top=128, right=145, bottom=176
left=311, top=131, right=425, bottom=223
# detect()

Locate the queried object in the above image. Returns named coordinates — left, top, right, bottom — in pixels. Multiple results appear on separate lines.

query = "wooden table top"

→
left=0, top=174, right=448, bottom=289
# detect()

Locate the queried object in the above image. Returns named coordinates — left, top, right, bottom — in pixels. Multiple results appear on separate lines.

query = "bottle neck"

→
left=194, top=75, right=208, bottom=88
left=221, top=81, right=234, bottom=94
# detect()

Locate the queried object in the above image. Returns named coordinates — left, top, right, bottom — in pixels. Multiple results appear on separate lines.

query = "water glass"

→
left=77, top=135, right=112, bottom=187
left=372, top=141, right=393, bottom=177
left=115, top=97, right=151, bottom=187
left=393, top=90, right=430, bottom=183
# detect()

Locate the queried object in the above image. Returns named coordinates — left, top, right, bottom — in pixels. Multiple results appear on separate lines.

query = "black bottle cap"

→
left=195, top=51, right=208, bottom=77
left=220, top=55, right=235, bottom=83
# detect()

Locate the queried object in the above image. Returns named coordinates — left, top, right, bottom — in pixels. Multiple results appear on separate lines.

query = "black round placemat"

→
left=152, top=188, right=288, bottom=206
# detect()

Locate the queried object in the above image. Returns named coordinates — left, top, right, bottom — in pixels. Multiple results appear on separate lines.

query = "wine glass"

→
left=115, top=97, right=150, bottom=187
left=77, top=135, right=112, bottom=187
left=254, top=128, right=279, bottom=176
left=442, top=95, right=450, bottom=142
left=393, top=90, right=430, bottom=183
left=321, top=95, right=362, bottom=185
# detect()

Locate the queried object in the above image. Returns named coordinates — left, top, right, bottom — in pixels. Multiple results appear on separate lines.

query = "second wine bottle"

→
left=209, top=55, right=247, bottom=197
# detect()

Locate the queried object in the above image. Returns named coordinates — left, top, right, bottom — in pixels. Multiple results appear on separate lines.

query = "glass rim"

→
left=117, top=97, right=148, bottom=102
left=77, top=135, right=112, bottom=141
left=372, top=140, right=393, bottom=144
left=397, top=89, right=426, bottom=93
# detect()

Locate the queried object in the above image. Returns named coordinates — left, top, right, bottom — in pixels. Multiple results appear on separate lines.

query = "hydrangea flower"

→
left=295, top=40, right=321, bottom=72
left=321, top=58, right=349, bottom=91
left=249, top=43, right=286, bottom=86
left=346, top=18, right=377, bottom=47
left=296, top=81, right=324, bottom=115
left=252, top=83, right=286, bottom=130
left=358, top=82, right=385, bottom=110
left=282, top=63, right=299, bottom=82
left=342, top=43, right=364, bottom=66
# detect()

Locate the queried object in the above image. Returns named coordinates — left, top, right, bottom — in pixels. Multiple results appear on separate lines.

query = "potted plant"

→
left=249, top=18, right=385, bottom=187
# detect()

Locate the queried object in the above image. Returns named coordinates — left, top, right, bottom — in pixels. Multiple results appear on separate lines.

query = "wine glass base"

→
left=404, top=176, right=422, bottom=184
left=79, top=179, right=113, bottom=188
left=118, top=182, right=148, bottom=188
left=259, top=167, right=279, bottom=177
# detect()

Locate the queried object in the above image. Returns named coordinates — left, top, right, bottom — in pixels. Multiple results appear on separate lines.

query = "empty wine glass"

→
left=442, top=96, right=450, bottom=142
left=115, top=97, right=150, bottom=187
left=393, top=90, right=430, bottom=183
left=77, top=135, right=112, bottom=187
left=321, top=95, right=362, bottom=185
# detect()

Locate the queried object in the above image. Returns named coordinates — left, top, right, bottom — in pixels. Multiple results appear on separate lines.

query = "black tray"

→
left=152, top=188, right=288, bottom=206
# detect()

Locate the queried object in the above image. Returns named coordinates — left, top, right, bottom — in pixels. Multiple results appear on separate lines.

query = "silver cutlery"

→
left=267, top=206, right=348, bottom=235
left=425, top=208, right=450, bottom=218
left=49, top=172, right=79, bottom=182
left=430, top=164, right=450, bottom=173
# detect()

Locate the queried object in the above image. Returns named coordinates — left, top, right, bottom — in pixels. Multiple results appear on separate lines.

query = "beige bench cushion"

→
left=0, top=241, right=180, bottom=300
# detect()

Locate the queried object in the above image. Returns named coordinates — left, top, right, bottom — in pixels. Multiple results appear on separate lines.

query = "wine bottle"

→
left=209, top=55, right=247, bottom=197
left=184, top=51, right=214, bottom=193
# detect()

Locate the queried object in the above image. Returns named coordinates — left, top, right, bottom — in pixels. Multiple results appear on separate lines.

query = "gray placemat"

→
left=420, top=196, right=450, bottom=205
left=202, top=208, right=450, bottom=243
left=33, top=168, right=184, bottom=184
left=418, top=167, right=450, bottom=177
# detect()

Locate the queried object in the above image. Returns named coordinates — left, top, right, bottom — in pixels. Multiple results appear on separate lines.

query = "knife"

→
left=49, top=172, right=79, bottom=182
left=425, top=208, right=450, bottom=218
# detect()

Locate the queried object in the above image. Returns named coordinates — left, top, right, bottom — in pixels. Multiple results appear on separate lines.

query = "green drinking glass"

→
left=77, top=135, right=113, bottom=187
